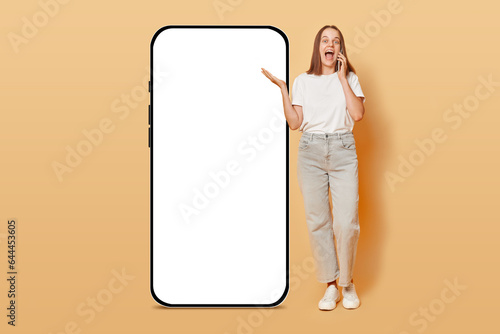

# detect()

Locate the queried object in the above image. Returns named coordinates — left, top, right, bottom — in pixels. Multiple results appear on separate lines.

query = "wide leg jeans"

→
left=297, top=131, right=360, bottom=287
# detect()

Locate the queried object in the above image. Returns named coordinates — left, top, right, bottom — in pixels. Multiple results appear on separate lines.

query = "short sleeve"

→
left=291, top=75, right=303, bottom=106
left=348, top=72, right=366, bottom=103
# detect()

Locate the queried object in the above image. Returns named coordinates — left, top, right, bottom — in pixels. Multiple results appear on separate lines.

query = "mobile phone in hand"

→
left=337, top=45, right=343, bottom=72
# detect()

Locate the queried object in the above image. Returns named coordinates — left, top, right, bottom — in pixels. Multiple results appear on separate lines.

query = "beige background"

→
left=2, top=0, right=499, bottom=333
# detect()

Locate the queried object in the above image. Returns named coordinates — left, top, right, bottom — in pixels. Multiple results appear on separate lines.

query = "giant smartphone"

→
left=150, top=25, right=289, bottom=307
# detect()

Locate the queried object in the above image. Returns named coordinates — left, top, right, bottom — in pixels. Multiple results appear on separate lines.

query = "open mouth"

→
left=325, top=50, right=334, bottom=60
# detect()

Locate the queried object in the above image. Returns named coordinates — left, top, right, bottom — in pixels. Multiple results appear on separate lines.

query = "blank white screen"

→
left=152, top=26, right=288, bottom=306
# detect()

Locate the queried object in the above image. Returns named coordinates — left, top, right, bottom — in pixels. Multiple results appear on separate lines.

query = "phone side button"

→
left=148, top=105, right=150, bottom=125
left=149, top=80, right=151, bottom=92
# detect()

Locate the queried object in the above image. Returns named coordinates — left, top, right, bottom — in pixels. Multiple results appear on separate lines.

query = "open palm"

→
left=261, top=68, right=286, bottom=90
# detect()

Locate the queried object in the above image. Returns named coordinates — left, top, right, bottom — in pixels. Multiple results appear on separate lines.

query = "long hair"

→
left=306, top=25, right=356, bottom=76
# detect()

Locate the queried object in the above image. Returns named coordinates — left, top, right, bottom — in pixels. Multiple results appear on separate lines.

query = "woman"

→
left=261, top=25, right=365, bottom=311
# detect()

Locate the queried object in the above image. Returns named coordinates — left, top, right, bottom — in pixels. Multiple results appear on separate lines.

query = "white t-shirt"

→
left=291, top=71, right=365, bottom=134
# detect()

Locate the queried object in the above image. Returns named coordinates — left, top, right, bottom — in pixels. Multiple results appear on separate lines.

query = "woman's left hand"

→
left=337, top=53, right=347, bottom=81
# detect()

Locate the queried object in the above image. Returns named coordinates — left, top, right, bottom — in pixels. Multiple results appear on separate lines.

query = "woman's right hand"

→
left=261, top=68, right=286, bottom=90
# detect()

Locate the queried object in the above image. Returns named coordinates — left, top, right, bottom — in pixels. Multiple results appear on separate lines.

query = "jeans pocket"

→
left=341, top=136, right=356, bottom=150
left=299, top=136, right=310, bottom=150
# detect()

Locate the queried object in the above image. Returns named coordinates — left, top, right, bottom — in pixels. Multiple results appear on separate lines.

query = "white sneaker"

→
left=342, top=283, right=360, bottom=309
left=318, top=285, right=340, bottom=311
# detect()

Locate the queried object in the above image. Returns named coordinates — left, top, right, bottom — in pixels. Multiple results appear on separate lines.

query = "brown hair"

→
left=306, top=25, right=356, bottom=76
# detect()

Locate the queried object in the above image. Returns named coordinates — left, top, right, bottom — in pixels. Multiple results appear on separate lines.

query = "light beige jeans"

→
left=297, top=131, right=360, bottom=287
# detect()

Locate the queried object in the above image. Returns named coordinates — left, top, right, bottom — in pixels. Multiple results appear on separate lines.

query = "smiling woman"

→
left=310, top=26, right=357, bottom=76
left=262, top=24, right=367, bottom=311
